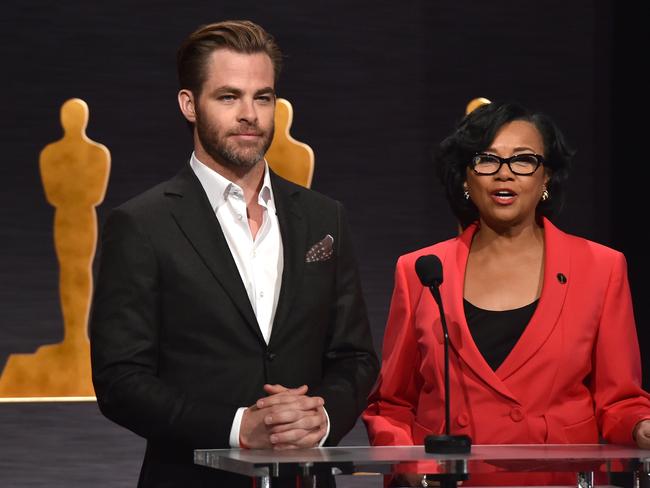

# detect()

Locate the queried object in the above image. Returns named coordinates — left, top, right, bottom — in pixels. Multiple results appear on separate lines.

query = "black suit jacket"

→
left=90, top=164, right=378, bottom=487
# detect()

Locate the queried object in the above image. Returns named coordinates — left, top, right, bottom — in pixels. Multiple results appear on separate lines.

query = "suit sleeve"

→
left=362, top=255, right=423, bottom=446
left=592, top=252, right=650, bottom=445
left=90, top=209, right=236, bottom=448
left=310, top=203, right=379, bottom=445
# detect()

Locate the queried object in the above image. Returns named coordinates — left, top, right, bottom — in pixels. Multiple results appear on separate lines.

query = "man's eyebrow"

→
left=211, top=86, right=243, bottom=96
left=208, top=86, right=275, bottom=97
left=255, top=87, right=275, bottom=96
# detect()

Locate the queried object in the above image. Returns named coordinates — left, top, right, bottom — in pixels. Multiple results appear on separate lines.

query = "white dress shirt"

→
left=190, top=153, right=283, bottom=344
left=191, top=153, right=284, bottom=448
left=190, top=153, right=329, bottom=448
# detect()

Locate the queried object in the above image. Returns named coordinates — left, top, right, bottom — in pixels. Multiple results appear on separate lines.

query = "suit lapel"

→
left=164, top=165, right=263, bottom=343
left=443, top=218, right=571, bottom=397
left=496, top=218, right=570, bottom=380
left=268, top=173, right=308, bottom=345
left=441, top=224, right=519, bottom=402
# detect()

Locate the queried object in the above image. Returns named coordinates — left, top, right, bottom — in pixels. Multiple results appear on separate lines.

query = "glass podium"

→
left=194, top=444, right=650, bottom=488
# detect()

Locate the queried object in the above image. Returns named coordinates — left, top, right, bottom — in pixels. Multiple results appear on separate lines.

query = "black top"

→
left=463, top=299, right=538, bottom=371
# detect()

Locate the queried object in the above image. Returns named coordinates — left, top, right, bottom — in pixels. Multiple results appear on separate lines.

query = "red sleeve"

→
left=362, top=255, right=423, bottom=446
left=592, top=252, right=650, bottom=445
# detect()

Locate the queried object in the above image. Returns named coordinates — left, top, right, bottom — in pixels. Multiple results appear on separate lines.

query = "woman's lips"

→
left=490, top=189, right=517, bottom=205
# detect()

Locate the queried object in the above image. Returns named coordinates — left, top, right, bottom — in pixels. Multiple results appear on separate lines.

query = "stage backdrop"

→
left=0, top=1, right=646, bottom=487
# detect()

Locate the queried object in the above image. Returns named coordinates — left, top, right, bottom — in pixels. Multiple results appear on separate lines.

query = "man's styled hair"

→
left=177, top=20, right=283, bottom=96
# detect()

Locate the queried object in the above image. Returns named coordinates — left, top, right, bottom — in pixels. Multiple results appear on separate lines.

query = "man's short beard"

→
left=217, top=136, right=272, bottom=169
left=195, top=110, right=274, bottom=171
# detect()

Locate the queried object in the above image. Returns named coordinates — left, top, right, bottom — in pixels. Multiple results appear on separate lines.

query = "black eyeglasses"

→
left=470, top=153, right=545, bottom=176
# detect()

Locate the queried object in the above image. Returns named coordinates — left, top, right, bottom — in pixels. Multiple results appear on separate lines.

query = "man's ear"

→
left=178, top=89, right=197, bottom=123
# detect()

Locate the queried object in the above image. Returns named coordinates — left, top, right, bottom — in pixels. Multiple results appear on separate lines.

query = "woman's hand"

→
left=633, top=419, right=650, bottom=449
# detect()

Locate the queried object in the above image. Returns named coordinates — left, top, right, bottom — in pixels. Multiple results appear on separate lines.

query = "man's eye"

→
left=219, top=95, right=236, bottom=101
left=256, top=96, right=272, bottom=103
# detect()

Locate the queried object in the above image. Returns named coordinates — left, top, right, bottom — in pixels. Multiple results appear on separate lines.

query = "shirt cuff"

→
left=318, top=407, right=331, bottom=447
left=229, top=407, right=247, bottom=448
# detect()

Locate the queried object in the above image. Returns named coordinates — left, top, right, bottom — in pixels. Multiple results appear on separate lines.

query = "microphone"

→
left=415, top=255, right=472, bottom=454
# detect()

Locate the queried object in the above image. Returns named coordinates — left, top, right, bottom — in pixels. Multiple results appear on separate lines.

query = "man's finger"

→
left=271, top=425, right=327, bottom=450
left=263, top=384, right=308, bottom=395
left=268, top=411, right=325, bottom=433
left=257, top=393, right=323, bottom=410
left=239, top=406, right=273, bottom=449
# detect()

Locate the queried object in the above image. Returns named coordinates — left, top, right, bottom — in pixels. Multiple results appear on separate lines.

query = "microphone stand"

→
left=429, top=284, right=452, bottom=439
left=423, top=282, right=471, bottom=488
left=424, top=282, right=472, bottom=453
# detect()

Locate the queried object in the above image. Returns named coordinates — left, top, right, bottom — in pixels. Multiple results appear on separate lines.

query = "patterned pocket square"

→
left=305, top=234, right=334, bottom=263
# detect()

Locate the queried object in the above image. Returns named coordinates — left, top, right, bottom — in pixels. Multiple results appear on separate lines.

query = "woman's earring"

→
left=463, top=184, right=470, bottom=200
left=541, top=187, right=549, bottom=201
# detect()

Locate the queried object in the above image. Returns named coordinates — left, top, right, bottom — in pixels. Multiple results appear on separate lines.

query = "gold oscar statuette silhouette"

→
left=0, top=98, right=110, bottom=401
left=265, top=98, right=314, bottom=188
left=466, top=97, right=492, bottom=115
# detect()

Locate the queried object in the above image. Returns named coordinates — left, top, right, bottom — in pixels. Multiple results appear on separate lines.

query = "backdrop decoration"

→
left=465, top=97, right=492, bottom=115
left=266, top=98, right=314, bottom=188
left=0, top=98, right=110, bottom=401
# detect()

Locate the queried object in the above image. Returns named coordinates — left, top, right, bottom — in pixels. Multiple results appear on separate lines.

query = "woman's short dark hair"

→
left=435, top=101, right=574, bottom=229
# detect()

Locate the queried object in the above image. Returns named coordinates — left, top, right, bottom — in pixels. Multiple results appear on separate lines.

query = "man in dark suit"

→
left=90, top=20, right=378, bottom=487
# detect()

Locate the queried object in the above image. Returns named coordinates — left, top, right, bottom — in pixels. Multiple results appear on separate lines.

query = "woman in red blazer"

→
left=363, top=101, right=650, bottom=486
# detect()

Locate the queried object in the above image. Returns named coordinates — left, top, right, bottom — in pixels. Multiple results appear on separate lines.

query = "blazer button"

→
left=266, top=352, right=276, bottom=362
left=456, top=412, right=469, bottom=427
left=510, top=407, right=524, bottom=422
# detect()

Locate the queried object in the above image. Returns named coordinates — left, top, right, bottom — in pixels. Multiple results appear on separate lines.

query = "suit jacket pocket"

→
left=304, top=256, right=336, bottom=270
left=562, top=415, right=599, bottom=443
left=298, top=258, right=337, bottom=314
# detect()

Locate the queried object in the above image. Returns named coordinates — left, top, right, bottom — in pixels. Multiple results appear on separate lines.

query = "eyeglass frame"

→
left=469, top=152, right=545, bottom=176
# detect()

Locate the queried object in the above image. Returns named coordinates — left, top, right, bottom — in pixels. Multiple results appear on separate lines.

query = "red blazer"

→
left=363, top=218, right=650, bottom=449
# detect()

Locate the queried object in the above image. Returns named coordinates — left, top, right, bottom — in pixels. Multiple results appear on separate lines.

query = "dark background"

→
left=0, top=1, right=646, bottom=486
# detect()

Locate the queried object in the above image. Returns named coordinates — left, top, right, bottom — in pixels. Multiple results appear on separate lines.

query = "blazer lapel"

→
left=496, top=218, right=570, bottom=380
left=441, top=224, right=519, bottom=402
left=268, top=173, right=308, bottom=345
left=164, top=165, right=263, bottom=343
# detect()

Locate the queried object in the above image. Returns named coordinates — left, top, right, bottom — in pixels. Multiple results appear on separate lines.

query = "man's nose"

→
left=237, top=98, right=258, bottom=124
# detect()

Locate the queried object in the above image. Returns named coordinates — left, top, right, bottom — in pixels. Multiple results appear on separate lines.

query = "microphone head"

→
left=415, top=254, right=443, bottom=287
